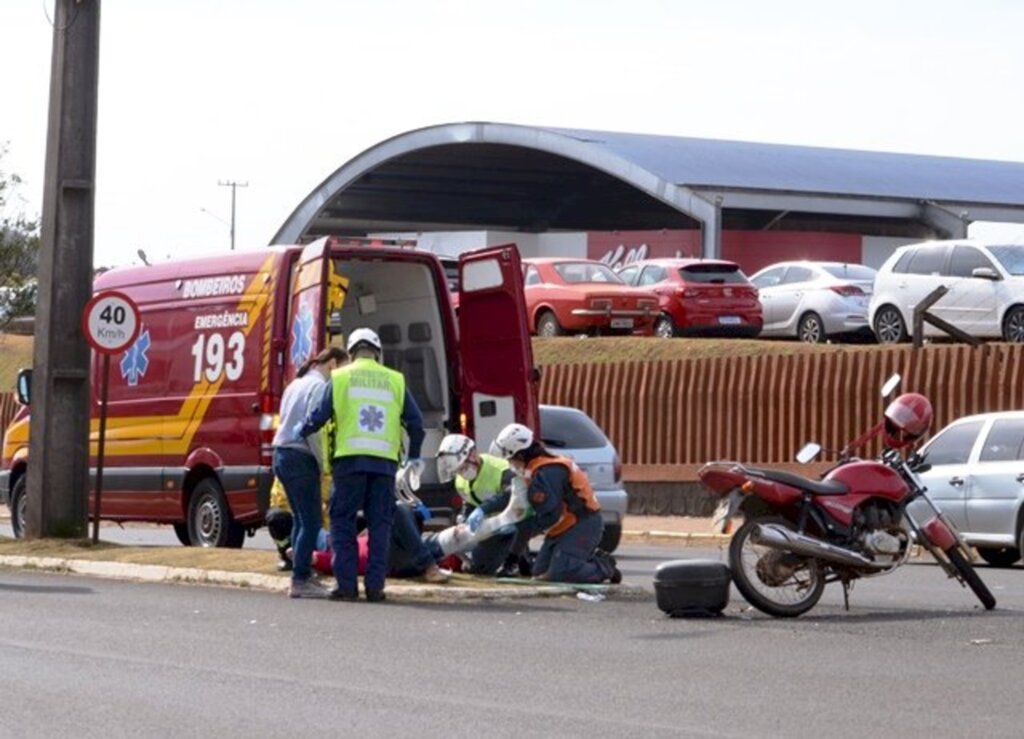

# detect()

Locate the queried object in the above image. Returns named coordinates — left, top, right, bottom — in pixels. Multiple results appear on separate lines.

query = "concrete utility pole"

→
left=26, top=0, right=102, bottom=538
left=218, top=179, right=247, bottom=251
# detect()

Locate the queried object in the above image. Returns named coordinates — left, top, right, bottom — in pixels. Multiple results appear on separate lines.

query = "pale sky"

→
left=3, top=0, right=1024, bottom=267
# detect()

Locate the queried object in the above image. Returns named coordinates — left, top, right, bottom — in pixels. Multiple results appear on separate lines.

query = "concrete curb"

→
left=623, top=529, right=731, bottom=545
left=0, top=555, right=651, bottom=603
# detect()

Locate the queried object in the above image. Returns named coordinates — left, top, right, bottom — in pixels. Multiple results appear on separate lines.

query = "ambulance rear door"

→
left=285, top=237, right=331, bottom=383
left=458, top=244, right=538, bottom=452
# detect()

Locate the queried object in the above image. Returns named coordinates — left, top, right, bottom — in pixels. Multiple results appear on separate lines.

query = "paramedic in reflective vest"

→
left=491, top=422, right=621, bottom=584
left=436, top=433, right=535, bottom=576
left=295, top=328, right=424, bottom=602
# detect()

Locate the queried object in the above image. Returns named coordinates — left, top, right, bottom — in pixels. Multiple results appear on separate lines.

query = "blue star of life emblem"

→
left=120, top=328, right=150, bottom=387
left=291, top=305, right=314, bottom=367
left=359, top=404, right=385, bottom=433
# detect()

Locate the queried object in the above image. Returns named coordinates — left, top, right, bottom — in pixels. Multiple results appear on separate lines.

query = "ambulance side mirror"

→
left=16, top=368, right=32, bottom=406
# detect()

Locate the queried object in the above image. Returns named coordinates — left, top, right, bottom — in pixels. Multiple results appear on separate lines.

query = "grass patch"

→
left=0, top=333, right=33, bottom=390
left=0, top=536, right=283, bottom=575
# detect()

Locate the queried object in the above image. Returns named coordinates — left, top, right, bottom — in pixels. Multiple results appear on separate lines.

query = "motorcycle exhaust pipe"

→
left=750, top=523, right=889, bottom=570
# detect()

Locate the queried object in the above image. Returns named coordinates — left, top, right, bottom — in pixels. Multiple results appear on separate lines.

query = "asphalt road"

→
left=1, top=538, right=1022, bottom=737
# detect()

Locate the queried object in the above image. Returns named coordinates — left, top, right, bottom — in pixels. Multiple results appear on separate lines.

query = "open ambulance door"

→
left=285, top=237, right=332, bottom=383
left=458, top=244, right=539, bottom=452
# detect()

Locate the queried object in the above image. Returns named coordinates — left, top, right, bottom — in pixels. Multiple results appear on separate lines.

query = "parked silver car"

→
left=539, top=404, right=627, bottom=553
left=750, top=261, right=876, bottom=342
left=910, top=411, right=1024, bottom=567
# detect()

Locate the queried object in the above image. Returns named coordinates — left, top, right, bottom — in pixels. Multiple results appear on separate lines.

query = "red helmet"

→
left=883, top=392, right=933, bottom=448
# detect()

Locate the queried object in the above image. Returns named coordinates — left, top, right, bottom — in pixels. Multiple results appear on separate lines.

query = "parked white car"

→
left=750, top=261, right=876, bottom=342
left=909, top=411, right=1024, bottom=567
left=869, top=240, right=1024, bottom=343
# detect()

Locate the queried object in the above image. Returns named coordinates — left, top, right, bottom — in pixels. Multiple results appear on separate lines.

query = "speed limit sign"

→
left=82, top=290, right=140, bottom=354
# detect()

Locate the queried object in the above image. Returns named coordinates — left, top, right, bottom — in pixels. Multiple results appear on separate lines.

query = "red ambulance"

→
left=0, top=239, right=537, bottom=546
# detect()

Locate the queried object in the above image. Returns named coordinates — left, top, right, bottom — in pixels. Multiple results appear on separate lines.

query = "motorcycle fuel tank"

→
left=825, top=461, right=909, bottom=503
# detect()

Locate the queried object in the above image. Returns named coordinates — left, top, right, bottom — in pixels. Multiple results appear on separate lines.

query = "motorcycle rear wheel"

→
left=944, top=546, right=997, bottom=610
left=729, top=515, right=826, bottom=618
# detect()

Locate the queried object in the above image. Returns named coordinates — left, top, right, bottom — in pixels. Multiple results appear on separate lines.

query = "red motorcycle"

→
left=700, top=376, right=996, bottom=617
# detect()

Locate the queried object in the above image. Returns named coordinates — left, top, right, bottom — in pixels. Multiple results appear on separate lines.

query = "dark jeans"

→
left=465, top=509, right=538, bottom=575
left=533, top=512, right=606, bottom=583
left=388, top=505, right=436, bottom=577
left=272, top=447, right=321, bottom=583
left=330, top=469, right=396, bottom=592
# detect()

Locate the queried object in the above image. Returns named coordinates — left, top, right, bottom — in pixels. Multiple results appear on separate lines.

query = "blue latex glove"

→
left=414, top=501, right=432, bottom=521
left=407, top=457, right=426, bottom=478
left=466, top=507, right=485, bottom=533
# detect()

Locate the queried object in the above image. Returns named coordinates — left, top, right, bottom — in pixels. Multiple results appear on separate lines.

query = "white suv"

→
left=869, top=240, right=1024, bottom=343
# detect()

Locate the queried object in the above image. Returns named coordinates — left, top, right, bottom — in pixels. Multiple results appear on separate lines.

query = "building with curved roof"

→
left=273, top=122, right=1024, bottom=270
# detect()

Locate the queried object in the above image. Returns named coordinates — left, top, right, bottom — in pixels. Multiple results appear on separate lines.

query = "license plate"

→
left=610, top=318, right=634, bottom=329
left=718, top=316, right=742, bottom=325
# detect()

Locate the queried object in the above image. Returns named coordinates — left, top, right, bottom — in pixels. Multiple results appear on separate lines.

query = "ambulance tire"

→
left=188, top=477, right=246, bottom=548
left=9, top=475, right=27, bottom=539
left=173, top=523, right=192, bottom=547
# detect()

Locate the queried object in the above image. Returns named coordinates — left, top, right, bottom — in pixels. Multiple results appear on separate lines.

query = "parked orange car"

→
left=523, top=258, right=658, bottom=336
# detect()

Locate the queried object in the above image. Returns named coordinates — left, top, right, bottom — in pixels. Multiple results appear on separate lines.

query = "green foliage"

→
left=0, top=143, right=40, bottom=325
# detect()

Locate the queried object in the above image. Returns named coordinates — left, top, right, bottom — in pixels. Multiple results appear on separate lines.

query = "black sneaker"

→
left=329, top=588, right=359, bottom=602
left=594, top=549, right=622, bottom=584
left=517, top=554, right=533, bottom=578
left=277, top=559, right=293, bottom=572
left=365, top=589, right=386, bottom=603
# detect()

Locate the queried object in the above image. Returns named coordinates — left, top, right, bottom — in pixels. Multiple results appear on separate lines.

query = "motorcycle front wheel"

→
left=729, top=515, right=826, bottom=618
left=944, top=546, right=997, bottom=610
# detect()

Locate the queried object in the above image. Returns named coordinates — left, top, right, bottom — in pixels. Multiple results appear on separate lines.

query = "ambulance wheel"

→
left=173, top=523, right=192, bottom=547
left=599, top=523, right=622, bottom=553
left=9, top=475, right=27, bottom=539
left=188, top=478, right=245, bottom=548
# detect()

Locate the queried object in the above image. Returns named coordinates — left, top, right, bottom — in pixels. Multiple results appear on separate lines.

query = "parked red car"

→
left=523, top=258, right=658, bottom=336
left=616, top=258, right=762, bottom=338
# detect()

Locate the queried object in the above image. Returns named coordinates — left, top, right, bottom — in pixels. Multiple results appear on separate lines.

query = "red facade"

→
left=589, top=230, right=863, bottom=275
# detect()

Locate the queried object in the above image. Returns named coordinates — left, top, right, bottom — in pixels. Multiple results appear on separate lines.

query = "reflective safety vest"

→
left=331, top=357, right=405, bottom=461
left=526, top=455, right=600, bottom=538
left=455, top=453, right=509, bottom=507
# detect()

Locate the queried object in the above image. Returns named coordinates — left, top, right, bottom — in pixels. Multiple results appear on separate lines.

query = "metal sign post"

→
left=81, top=291, right=140, bottom=544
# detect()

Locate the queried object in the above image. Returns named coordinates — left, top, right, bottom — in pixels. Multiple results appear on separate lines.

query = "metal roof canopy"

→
left=273, top=122, right=1024, bottom=258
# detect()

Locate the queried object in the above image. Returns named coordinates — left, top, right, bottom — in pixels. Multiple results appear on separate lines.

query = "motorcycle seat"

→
left=747, top=467, right=849, bottom=496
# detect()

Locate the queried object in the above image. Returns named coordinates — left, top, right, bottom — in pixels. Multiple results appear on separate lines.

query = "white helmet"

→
left=436, top=434, right=476, bottom=483
left=491, top=423, right=534, bottom=460
left=346, top=327, right=382, bottom=355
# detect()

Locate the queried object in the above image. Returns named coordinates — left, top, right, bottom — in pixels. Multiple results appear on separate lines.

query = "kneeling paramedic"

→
left=491, top=422, right=620, bottom=584
left=294, top=328, right=424, bottom=602
left=436, top=433, right=535, bottom=576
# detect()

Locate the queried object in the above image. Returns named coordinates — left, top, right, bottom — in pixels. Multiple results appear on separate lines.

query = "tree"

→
left=0, top=143, right=40, bottom=328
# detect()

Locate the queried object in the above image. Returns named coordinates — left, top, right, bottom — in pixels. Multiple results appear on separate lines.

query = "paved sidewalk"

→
left=623, top=514, right=728, bottom=545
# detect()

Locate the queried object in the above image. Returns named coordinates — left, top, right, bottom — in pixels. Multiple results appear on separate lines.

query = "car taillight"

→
left=638, top=299, right=657, bottom=313
left=679, top=288, right=698, bottom=299
left=830, top=285, right=865, bottom=297
left=591, top=298, right=612, bottom=311
left=613, top=453, right=622, bottom=484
